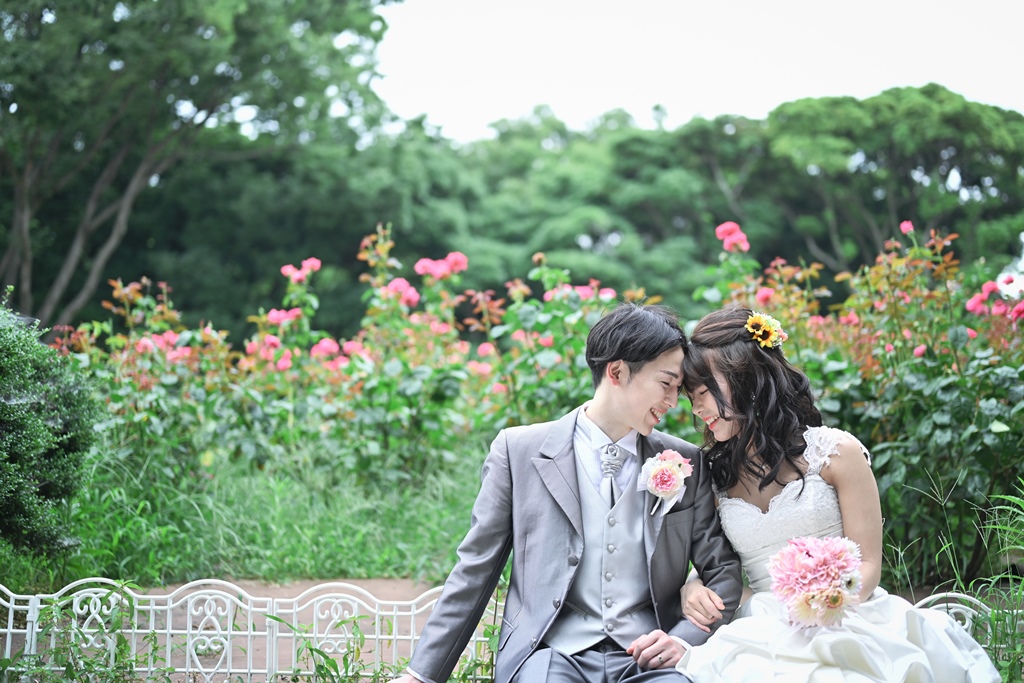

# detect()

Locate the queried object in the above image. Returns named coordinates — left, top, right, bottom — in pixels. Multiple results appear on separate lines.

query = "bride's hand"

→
left=682, top=578, right=725, bottom=633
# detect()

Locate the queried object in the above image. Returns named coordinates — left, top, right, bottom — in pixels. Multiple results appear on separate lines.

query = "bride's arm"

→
left=681, top=569, right=753, bottom=632
left=820, top=438, right=884, bottom=600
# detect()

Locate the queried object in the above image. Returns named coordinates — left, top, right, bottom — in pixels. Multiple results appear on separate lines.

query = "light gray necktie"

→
left=600, top=443, right=625, bottom=507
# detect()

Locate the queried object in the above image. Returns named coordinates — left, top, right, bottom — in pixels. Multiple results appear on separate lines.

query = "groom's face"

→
left=616, top=346, right=684, bottom=436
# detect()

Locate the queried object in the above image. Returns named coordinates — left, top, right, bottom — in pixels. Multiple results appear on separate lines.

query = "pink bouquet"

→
left=637, top=449, right=693, bottom=517
left=768, top=536, right=863, bottom=627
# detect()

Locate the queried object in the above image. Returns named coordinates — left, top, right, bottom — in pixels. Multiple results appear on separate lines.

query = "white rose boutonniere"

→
left=637, top=449, right=693, bottom=517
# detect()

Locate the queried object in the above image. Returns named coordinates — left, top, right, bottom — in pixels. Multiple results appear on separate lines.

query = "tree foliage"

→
left=0, top=0, right=390, bottom=327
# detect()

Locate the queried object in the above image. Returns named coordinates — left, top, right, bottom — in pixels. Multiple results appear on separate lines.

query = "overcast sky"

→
left=372, top=0, right=1024, bottom=142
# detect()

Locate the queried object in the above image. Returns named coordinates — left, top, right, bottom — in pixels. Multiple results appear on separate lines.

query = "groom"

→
left=391, top=302, right=742, bottom=683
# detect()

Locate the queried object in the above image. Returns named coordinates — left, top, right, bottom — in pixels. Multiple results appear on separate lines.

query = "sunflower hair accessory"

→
left=746, top=311, right=788, bottom=349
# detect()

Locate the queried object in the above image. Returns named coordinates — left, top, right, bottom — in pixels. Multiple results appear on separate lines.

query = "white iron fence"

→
left=0, top=579, right=1008, bottom=682
left=0, top=578, right=501, bottom=682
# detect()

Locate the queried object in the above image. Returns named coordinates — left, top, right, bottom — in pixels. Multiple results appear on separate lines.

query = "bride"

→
left=675, top=307, right=999, bottom=682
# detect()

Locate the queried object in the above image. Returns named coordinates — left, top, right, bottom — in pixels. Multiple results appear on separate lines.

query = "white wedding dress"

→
left=677, top=426, right=1000, bottom=683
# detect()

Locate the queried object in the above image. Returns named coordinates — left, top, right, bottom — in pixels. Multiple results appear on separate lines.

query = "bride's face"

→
left=688, top=369, right=738, bottom=442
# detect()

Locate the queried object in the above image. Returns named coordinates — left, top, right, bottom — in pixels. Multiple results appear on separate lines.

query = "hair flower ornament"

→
left=637, top=449, right=693, bottom=517
left=746, top=311, right=788, bottom=349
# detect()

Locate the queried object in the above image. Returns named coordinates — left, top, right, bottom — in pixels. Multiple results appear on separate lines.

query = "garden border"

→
left=0, top=579, right=999, bottom=682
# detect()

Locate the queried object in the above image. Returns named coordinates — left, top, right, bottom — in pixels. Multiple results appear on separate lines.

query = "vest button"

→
left=608, top=517, right=617, bottom=526
left=605, top=598, right=613, bottom=607
left=607, top=544, right=616, bottom=553
left=553, top=598, right=561, bottom=608
left=606, top=623, right=615, bottom=631
left=568, top=555, right=579, bottom=566
left=604, top=572, right=613, bottom=581
left=531, top=637, right=538, bottom=647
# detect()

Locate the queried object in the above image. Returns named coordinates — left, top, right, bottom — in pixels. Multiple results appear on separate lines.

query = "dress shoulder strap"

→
left=801, top=425, right=871, bottom=475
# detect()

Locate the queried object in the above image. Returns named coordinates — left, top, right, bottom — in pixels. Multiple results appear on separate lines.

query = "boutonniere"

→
left=637, top=449, right=693, bottom=517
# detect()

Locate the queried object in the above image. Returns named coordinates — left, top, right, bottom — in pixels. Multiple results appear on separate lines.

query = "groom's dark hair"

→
left=586, top=302, right=686, bottom=388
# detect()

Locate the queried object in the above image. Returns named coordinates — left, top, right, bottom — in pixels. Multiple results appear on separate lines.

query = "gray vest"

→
left=543, top=455, right=655, bottom=653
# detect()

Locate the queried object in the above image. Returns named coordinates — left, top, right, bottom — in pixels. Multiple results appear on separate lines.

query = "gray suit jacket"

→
left=408, top=407, right=743, bottom=683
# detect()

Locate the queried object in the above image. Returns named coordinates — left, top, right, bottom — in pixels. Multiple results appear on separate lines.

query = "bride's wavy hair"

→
left=683, top=306, right=822, bottom=493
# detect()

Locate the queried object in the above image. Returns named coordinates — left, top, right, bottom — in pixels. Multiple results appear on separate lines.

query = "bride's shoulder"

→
left=801, top=426, right=871, bottom=474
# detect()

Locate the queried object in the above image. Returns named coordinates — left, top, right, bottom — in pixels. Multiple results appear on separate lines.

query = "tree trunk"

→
left=52, top=154, right=175, bottom=328
left=35, top=146, right=130, bottom=325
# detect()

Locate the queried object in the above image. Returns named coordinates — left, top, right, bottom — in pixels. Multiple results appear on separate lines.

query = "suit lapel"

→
left=533, top=409, right=584, bottom=538
left=640, top=433, right=667, bottom=564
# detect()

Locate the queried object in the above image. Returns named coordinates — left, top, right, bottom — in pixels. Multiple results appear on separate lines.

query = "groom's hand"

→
left=627, top=629, right=685, bottom=669
left=682, top=582, right=725, bottom=633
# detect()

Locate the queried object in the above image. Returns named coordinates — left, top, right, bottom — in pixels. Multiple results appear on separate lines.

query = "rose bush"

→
left=705, top=220, right=1024, bottom=586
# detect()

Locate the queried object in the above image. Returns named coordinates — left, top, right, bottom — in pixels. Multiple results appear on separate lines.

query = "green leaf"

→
left=701, top=288, right=723, bottom=303
left=383, top=358, right=403, bottom=377
left=534, top=350, right=561, bottom=369
left=823, top=360, right=849, bottom=374
left=990, top=420, right=1010, bottom=433
left=947, top=325, right=969, bottom=348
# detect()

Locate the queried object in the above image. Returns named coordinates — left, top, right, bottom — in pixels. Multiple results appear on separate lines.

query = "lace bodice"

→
left=715, top=426, right=870, bottom=593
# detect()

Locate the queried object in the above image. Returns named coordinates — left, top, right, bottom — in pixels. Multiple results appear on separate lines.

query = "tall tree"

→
left=0, top=0, right=389, bottom=325
left=767, top=84, right=1024, bottom=271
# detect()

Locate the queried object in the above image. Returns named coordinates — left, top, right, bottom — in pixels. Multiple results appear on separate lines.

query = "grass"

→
left=0, top=437, right=486, bottom=594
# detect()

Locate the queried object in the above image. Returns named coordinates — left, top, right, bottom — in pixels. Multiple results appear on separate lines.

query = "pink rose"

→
left=755, top=287, right=775, bottom=306
left=135, top=337, right=155, bottom=354
left=884, top=343, right=894, bottom=353
left=166, top=347, right=191, bottom=364
left=400, top=286, right=421, bottom=308
left=343, top=340, right=366, bottom=356
left=538, top=335, right=554, bottom=348
left=301, top=257, right=322, bottom=272
left=386, top=277, right=411, bottom=294
left=913, top=344, right=927, bottom=357
left=722, top=233, right=750, bottom=253
left=310, top=338, right=340, bottom=358
left=965, top=294, right=989, bottom=316
left=445, top=251, right=469, bottom=273
left=477, top=342, right=496, bottom=357
left=324, top=356, right=350, bottom=371
left=467, top=360, right=492, bottom=376
left=899, top=220, right=914, bottom=235
left=715, top=221, right=742, bottom=240
left=574, top=285, right=595, bottom=300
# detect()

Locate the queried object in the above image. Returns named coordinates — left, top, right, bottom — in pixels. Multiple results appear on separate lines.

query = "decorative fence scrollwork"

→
left=0, top=579, right=1006, bottom=681
left=0, top=578, right=501, bottom=682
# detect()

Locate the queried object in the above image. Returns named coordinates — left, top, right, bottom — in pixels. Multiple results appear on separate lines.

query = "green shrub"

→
left=0, top=293, right=102, bottom=557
